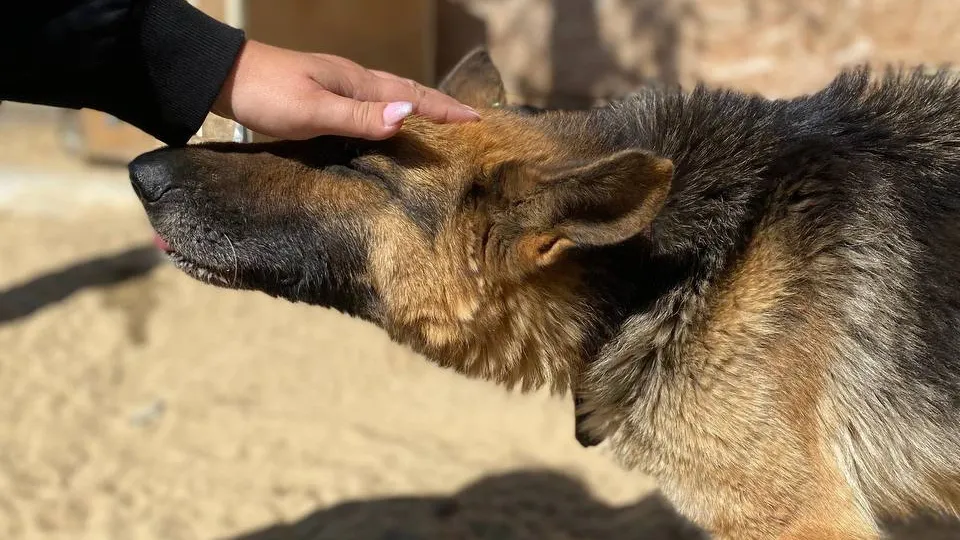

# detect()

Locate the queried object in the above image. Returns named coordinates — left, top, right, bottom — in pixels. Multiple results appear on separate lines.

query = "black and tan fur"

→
left=128, top=49, right=960, bottom=538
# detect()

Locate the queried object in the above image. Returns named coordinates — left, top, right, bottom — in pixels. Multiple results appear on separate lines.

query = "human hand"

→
left=211, top=40, right=481, bottom=141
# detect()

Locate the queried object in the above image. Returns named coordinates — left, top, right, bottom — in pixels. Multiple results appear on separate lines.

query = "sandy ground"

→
left=2, top=104, right=959, bottom=540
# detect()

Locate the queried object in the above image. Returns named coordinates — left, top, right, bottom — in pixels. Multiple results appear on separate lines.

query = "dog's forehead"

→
left=394, top=112, right=566, bottom=166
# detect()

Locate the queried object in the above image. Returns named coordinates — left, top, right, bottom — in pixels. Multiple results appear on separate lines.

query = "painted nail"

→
left=383, top=101, right=414, bottom=127
left=460, top=105, right=482, bottom=119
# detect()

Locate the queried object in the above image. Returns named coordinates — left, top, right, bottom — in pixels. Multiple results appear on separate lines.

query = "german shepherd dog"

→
left=128, top=49, right=960, bottom=538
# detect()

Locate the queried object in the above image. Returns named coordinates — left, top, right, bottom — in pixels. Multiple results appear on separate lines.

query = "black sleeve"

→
left=0, top=1, right=246, bottom=146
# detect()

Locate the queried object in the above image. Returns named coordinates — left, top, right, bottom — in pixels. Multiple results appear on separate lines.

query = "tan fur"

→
left=368, top=201, right=591, bottom=394
left=356, top=112, right=605, bottom=393
left=393, top=113, right=573, bottom=171
left=572, top=224, right=890, bottom=538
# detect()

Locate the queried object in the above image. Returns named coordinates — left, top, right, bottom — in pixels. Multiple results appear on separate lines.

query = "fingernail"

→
left=383, top=101, right=414, bottom=127
left=461, top=105, right=482, bottom=119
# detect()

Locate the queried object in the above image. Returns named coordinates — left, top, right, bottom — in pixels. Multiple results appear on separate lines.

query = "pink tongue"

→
left=153, top=234, right=173, bottom=252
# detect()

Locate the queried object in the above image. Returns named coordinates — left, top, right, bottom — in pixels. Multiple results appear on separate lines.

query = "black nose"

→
left=129, top=151, right=175, bottom=202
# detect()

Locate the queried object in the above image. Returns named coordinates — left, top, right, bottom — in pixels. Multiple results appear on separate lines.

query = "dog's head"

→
left=129, top=49, right=674, bottom=392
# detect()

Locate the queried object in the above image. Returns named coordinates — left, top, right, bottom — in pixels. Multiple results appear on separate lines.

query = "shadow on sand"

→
left=0, top=244, right=162, bottom=326
left=230, top=470, right=703, bottom=540
left=228, top=470, right=960, bottom=540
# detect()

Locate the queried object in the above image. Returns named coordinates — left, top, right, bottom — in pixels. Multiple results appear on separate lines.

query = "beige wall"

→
left=244, top=0, right=436, bottom=85
left=439, top=0, right=960, bottom=106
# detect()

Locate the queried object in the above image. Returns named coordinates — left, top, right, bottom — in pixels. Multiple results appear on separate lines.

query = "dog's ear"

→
left=438, top=47, right=507, bottom=109
left=499, top=149, right=673, bottom=276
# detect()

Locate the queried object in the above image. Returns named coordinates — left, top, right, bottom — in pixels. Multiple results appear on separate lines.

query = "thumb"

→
left=310, top=93, right=415, bottom=140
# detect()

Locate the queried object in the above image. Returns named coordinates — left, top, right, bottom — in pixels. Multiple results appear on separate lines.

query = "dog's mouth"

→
left=153, top=233, right=233, bottom=287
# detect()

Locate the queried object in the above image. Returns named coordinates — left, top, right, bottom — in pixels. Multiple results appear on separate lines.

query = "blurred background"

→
left=3, top=1, right=960, bottom=539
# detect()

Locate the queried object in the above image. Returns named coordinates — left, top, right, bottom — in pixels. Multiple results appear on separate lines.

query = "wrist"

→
left=212, top=40, right=251, bottom=120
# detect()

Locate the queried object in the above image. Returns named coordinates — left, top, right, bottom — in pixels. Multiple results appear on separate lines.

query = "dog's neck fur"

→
left=562, top=86, right=783, bottom=444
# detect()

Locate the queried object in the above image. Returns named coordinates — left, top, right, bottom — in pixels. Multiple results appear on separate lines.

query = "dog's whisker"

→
left=223, top=232, right=239, bottom=289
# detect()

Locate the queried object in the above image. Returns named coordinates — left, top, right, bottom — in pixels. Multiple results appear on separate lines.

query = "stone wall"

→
left=438, top=0, right=960, bottom=106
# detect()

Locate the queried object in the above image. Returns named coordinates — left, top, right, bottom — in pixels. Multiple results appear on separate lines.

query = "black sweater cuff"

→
left=136, top=0, right=246, bottom=145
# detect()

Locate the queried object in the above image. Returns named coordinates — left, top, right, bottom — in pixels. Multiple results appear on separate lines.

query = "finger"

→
left=306, top=55, right=376, bottom=98
left=369, top=69, right=407, bottom=83
left=355, top=73, right=481, bottom=124
left=304, top=55, right=480, bottom=125
left=306, top=91, right=413, bottom=140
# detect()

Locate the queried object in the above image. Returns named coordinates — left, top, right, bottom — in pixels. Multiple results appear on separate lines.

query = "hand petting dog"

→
left=212, top=40, right=482, bottom=141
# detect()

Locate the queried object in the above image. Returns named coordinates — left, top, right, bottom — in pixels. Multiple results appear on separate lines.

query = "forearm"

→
left=0, top=0, right=245, bottom=146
